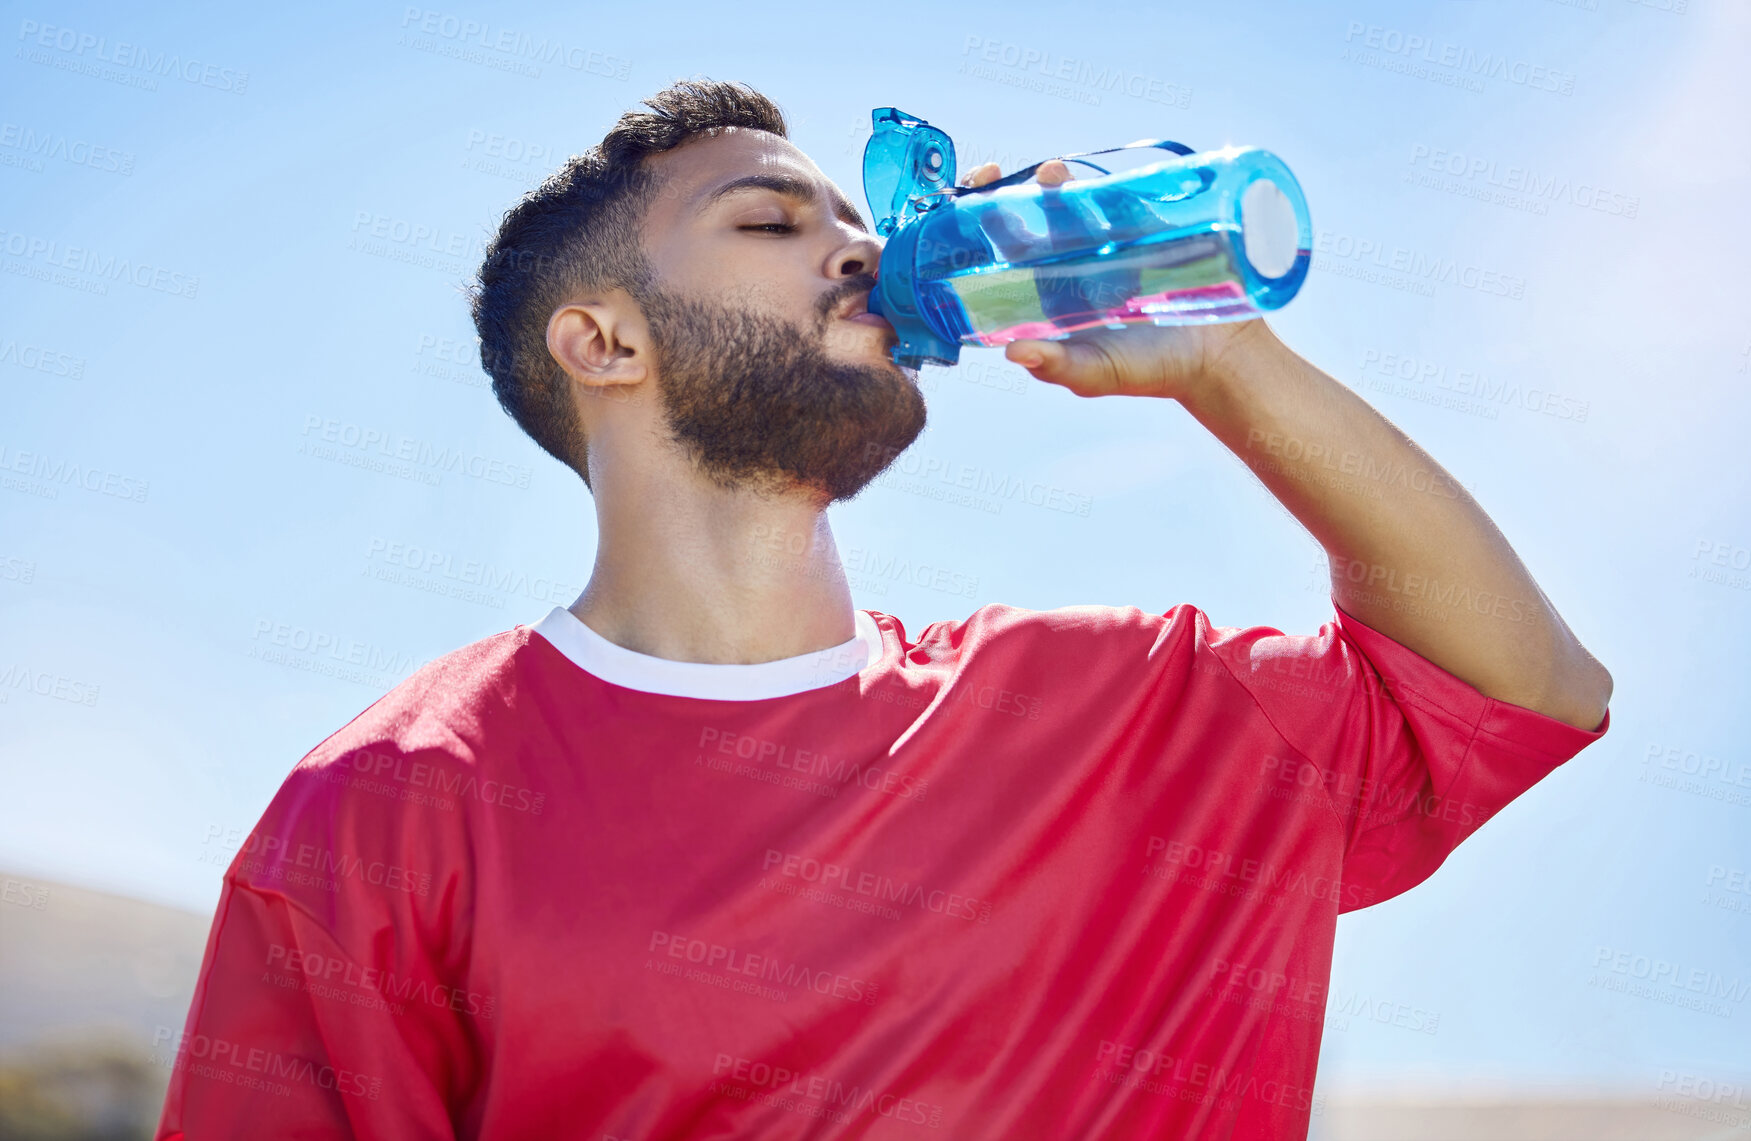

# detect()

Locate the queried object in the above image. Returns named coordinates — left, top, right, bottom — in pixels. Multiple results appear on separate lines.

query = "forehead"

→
left=643, top=128, right=863, bottom=229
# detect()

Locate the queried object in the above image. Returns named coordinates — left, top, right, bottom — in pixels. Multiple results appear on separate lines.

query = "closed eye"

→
left=739, top=223, right=795, bottom=234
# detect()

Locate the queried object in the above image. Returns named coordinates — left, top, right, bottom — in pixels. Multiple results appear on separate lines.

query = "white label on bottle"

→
left=1242, top=179, right=1298, bottom=279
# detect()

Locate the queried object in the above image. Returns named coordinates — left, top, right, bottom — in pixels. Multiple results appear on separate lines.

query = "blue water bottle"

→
left=863, top=107, right=1312, bottom=368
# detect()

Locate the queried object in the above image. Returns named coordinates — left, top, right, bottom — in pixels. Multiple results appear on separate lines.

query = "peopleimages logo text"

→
left=959, top=35, right=1191, bottom=108
left=397, top=8, right=629, bottom=79
left=0, top=229, right=199, bottom=299
left=299, top=416, right=532, bottom=488
left=1341, top=21, right=1576, bottom=94
left=16, top=20, right=248, bottom=92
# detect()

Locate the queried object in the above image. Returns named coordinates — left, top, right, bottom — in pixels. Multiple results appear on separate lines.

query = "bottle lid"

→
left=863, top=108, right=958, bottom=238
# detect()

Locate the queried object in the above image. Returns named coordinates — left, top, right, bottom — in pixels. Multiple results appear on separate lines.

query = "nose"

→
left=828, top=228, right=884, bottom=280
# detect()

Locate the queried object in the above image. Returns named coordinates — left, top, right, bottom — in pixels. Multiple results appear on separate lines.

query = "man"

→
left=157, top=80, right=1611, bottom=1140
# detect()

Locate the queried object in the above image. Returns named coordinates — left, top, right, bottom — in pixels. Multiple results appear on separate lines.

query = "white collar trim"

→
left=528, top=607, right=883, bottom=700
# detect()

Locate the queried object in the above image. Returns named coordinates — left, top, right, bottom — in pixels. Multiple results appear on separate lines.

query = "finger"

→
left=1034, top=159, right=1075, bottom=187
left=1004, top=338, right=1118, bottom=396
left=1005, top=339, right=1063, bottom=377
left=959, top=162, right=1001, bottom=189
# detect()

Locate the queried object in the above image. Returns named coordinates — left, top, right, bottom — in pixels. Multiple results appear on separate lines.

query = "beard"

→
left=634, top=275, right=927, bottom=504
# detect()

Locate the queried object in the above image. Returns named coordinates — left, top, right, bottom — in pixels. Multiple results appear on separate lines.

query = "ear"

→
left=545, top=294, right=649, bottom=395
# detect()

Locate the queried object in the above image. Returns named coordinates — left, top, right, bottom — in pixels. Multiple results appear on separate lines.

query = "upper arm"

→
left=1203, top=602, right=1610, bottom=910
left=156, top=761, right=478, bottom=1139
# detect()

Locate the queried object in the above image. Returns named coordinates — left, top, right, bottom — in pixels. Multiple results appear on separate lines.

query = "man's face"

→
left=631, top=128, right=926, bottom=503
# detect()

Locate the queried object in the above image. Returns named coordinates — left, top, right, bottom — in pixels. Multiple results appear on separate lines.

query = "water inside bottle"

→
left=932, top=226, right=1257, bottom=345
left=910, top=159, right=1306, bottom=347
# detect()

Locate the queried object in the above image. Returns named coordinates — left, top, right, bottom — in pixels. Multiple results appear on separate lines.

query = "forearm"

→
left=1179, top=321, right=1611, bottom=730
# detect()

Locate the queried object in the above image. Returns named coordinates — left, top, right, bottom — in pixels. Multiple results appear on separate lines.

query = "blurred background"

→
left=2, top=0, right=1747, bottom=1137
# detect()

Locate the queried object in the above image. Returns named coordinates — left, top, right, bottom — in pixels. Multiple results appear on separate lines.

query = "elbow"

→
left=1546, top=657, right=1613, bottom=733
left=1473, top=641, right=1612, bottom=732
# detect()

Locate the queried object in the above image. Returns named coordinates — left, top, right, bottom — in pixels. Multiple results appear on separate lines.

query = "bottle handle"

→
left=950, top=138, right=1196, bottom=197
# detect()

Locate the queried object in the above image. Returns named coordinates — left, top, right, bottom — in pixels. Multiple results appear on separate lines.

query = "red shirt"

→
left=156, top=600, right=1606, bottom=1140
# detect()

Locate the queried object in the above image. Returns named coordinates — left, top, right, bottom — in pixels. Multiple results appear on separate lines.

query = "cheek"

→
left=663, top=241, right=822, bottom=321
left=726, top=280, right=823, bottom=331
left=736, top=266, right=810, bottom=308
left=651, top=238, right=826, bottom=327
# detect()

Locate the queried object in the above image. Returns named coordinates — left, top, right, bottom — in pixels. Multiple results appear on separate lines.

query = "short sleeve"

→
left=1204, top=601, right=1609, bottom=911
left=155, top=761, right=477, bottom=1139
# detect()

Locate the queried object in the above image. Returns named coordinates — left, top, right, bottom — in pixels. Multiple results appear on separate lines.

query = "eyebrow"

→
left=699, top=172, right=868, bottom=234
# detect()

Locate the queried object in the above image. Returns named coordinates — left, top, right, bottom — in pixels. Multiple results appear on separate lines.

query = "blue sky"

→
left=2, top=0, right=1747, bottom=1102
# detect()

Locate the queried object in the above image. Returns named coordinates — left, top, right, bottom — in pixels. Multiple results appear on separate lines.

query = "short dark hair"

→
left=469, top=79, right=789, bottom=489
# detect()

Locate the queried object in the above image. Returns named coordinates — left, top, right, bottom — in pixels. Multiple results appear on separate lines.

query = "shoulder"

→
left=302, top=624, right=540, bottom=773
left=891, top=600, right=1214, bottom=661
left=252, top=623, right=551, bottom=836
left=226, top=626, right=549, bottom=919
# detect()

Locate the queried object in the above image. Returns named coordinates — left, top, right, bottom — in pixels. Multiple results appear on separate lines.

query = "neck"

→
left=571, top=465, right=856, bottom=665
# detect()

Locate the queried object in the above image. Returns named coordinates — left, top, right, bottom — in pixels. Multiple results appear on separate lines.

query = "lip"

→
left=843, top=312, right=891, bottom=327
left=833, top=290, right=877, bottom=320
